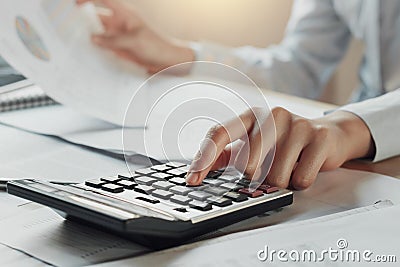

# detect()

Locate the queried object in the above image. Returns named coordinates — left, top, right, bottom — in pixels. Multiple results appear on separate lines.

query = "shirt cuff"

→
left=338, top=90, right=400, bottom=162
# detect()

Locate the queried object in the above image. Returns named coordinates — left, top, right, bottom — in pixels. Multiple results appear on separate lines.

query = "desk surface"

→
left=263, top=89, right=400, bottom=179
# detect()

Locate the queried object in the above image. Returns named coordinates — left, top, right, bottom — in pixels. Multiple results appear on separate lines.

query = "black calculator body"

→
left=7, top=162, right=293, bottom=249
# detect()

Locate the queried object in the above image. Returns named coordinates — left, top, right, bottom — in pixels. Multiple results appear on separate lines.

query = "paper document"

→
left=0, top=207, right=149, bottom=267
left=0, top=0, right=147, bottom=126
left=93, top=201, right=399, bottom=267
left=0, top=85, right=329, bottom=161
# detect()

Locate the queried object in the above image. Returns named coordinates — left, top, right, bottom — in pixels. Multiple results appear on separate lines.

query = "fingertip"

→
left=185, top=172, right=200, bottom=186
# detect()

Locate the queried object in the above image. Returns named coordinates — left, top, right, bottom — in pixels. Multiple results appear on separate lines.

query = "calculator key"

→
left=166, top=162, right=186, bottom=168
left=134, top=176, right=158, bottom=185
left=136, top=196, right=160, bottom=204
left=151, top=172, right=173, bottom=180
left=224, top=191, right=248, bottom=202
left=135, top=168, right=155, bottom=176
left=167, top=168, right=187, bottom=177
left=237, top=178, right=251, bottom=187
left=207, top=196, right=232, bottom=207
left=101, top=184, right=124, bottom=193
left=203, top=179, right=224, bottom=186
left=204, top=187, right=228, bottom=196
left=152, top=189, right=173, bottom=200
left=170, top=195, right=191, bottom=205
left=100, top=176, right=121, bottom=183
left=220, top=182, right=242, bottom=191
left=206, top=170, right=222, bottom=179
left=177, top=165, right=190, bottom=172
left=169, top=177, right=187, bottom=186
left=117, top=180, right=137, bottom=190
left=169, top=186, right=192, bottom=195
left=259, top=185, right=279, bottom=194
left=219, top=175, right=240, bottom=183
left=151, top=164, right=172, bottom=172
left=118, top=173, right=134, bottom=180
left=152, top=181, right=174, bottom=190
left=238, top=188, right=263, bottom=198
left=188, top=191, right=212, bottom=201
left=134, top=185, right=155, bottom=194
left=85, top=179, right=105, bottom=188
left=189, top=200, right=212, bottom=211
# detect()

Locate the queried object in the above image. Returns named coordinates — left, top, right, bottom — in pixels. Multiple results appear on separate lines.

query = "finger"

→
left=266, top=115, right=311, bottom=188
left=186, top=109, right=257, bottom=185
left=92, top=34, right=135, bottom=51
left=290, top=134, right=329, bottom=190
left=244, top=110, right=276, bottom=181
left=76, top=0, right=92, bottom=5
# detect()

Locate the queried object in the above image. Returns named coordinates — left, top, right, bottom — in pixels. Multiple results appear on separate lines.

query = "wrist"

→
left=326, top=111, right=375, bottom=160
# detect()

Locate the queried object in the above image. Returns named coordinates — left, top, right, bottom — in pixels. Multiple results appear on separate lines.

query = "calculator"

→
left=7, top=162, right=293, bottom=249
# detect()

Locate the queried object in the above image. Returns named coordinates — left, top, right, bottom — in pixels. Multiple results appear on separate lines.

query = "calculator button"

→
left=118, top=173, right=134, bottom=180
left=166, top=162, right=186, bottom=168
left=136, top=196, right=160, bottom=204
left=170, top=195, right=191, bottom=205
left=101, top=184, right=124, bottom=193
left=224, top=191, right=248, bottom=202
left=100, top=176, right=121, bottom=183
left=152, top=181, right=174, bottom=190
left=151, top=172, right=173, bottom=180
left=206, top=170, right=222, bottom=179
left=169, top=177, right=187, bottom=186
left=167, top=168, right=187, bottom=177
left=177, top=165, right=190, bottom=172
left=220, top=182, right=242, bottom=191
left=204, top=187, right=228, bottom=196
left=169, top=186, right=192, bottom=195
left=203, top=179, right=224, bottom=186
left=151, top=164, right=172, bottom=172
left=117, top=180, right=137, bottom=189
left=85, top=179, right=105, bottom=188
left=152, top=189, right=173, bottom=200
left=238, top=188, right=263, bottom=198
left=188, top=191, right=212, bottom=201
left=189, top=200, right=212, bottom=211
left=237, top=178, right=251, bottom=187
left=135, top=168, right=155, bottom=176
left=207, top=196, right=232, bottom=207
left=134, top=185, right=155, bottom=194
left=259, top=185, right=279, bottom=194
left=219, top=175, right=240, bottom=183
left=134, top=176, right=158, bottom=185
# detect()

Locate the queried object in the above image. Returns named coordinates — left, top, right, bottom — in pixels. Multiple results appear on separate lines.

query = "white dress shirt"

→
left=192, top=0, right=400, bottom=162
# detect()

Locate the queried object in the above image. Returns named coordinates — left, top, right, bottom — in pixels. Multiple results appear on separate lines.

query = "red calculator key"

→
left=259, top=185, right=279, bottom=194
left=238, top=188, right=263, bottom=198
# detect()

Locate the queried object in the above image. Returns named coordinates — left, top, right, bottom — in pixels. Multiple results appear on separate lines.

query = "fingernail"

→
left=185, top=172, right=199, bottom=185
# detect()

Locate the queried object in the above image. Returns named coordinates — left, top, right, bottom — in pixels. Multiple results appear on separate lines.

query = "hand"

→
left=76, top=0, right=195, bottom=73
left=185, top=107, right=375, bottom=190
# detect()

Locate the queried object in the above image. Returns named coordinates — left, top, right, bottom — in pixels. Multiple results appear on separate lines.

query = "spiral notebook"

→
left=0, top=82, right=58, bottom=112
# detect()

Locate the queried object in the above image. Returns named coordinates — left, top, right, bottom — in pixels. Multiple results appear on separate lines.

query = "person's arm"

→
left=339, top=89, right=400, bottom=162
left=185, top=106, right=376, bottom=190
left=186, top=89, right=400, bottom=189
left=191, top=0, right=352, bottom=99
left=78, top=0, right=351, bottom=99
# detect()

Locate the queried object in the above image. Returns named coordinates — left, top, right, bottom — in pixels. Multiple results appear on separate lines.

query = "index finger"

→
left=186, top=109, right=257, bottom=185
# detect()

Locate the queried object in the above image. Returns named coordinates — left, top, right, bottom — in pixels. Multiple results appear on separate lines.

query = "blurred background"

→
left=129, top=0, right=364, bottom=105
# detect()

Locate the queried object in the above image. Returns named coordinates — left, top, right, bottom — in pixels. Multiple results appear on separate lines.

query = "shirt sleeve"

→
left=190, top=0, right=352, bottom=99
left=339, top=89, right=400, bottom=162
